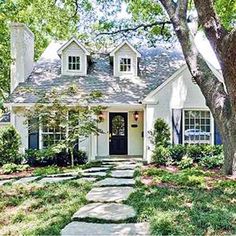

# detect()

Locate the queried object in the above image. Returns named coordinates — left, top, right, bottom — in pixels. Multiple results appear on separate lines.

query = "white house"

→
left=5, top=23, right=222, bottom=163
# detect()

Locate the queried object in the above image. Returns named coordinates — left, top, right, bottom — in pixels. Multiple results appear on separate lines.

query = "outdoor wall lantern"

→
left=133, top=111, right=139, bottom=121
left=98, top=111, right=104, bottom=122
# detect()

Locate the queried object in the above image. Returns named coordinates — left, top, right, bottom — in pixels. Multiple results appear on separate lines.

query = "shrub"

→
left=1, top=163, right=30, bottom=174
left=25, top=148, right=87, bottom=167
left=186, top=145, right=203, bottom=161
left=152, top=146, right=171, bottom=165
left=0, top=125, right=22, bottom=165
left=178, top=156, right=193, bottom=169
left=151, top=118, right=170, bottom=147
left=186, top=145, right=223, bottom=162
left=199, top=154, right=224, bottom=169
left=169, top=145, right=186, bottom=162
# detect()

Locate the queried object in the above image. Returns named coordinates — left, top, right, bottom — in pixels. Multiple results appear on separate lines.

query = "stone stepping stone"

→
left=38, top=176, right=75, bottom=184
left=83, top=167, right=109, bottom=173
left=72, top=203, right=136, bottom=222
left=94, top=178, right=135, bottom=187
left=0, top=179, right=13, bottom=186
left=86, top=187, right=133, bottom=203
left=61, top=222, right=150, bottom=236
left=114, top=164, right=138, bottom=170
left=102, top=162, right=121, bottom=166
left=101, top=158, right=131, bottom=162
left=100, top=164, right=114, bottom=168
left=13, top=176, right=39, bottom=185
left=47, top=172, right=78, bottom=178
left=78, top=177, right=97, bottom=182
left=82, top=172, right=107, bottom=177
left=111, top=170, right=135, bottom=178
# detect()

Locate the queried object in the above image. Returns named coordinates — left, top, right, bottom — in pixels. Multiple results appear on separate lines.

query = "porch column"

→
left=89, top=134, right=97, bottom=161
left=143, top=107, right=148, bottom=163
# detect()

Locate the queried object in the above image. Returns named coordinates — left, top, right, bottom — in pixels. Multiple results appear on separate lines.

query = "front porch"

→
left=87, top=106, right=145, bottom=162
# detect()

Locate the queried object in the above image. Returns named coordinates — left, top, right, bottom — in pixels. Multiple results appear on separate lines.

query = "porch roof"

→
left=5, top=41, right=185, bottom=105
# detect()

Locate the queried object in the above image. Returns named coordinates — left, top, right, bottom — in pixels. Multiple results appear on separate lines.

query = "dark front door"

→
left=109, top=113, right=128, bottom=155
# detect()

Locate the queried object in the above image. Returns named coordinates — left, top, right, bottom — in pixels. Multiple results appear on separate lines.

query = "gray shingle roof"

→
left=6, top=41, right=185, bottom=105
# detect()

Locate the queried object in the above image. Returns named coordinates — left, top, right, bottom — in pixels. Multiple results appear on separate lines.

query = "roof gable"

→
left=57, top=37, right=90, bottom=55
left=110, top=40, right=141, bottom=57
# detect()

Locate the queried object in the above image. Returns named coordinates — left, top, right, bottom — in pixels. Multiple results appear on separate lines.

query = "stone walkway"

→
left=0, top=158, right=150, bottom=235
left=61, top=159, right=150, bottom=236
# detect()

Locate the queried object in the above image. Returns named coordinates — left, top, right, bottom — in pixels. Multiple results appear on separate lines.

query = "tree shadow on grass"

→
left=126, top=184, right=235, bottom=235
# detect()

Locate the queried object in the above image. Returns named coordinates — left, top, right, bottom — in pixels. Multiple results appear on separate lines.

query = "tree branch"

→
left=158, top=0, right=229, bottom=118
left=96, top=21, right=171, bottom=37
left=193, top=0, right=228, bottom=55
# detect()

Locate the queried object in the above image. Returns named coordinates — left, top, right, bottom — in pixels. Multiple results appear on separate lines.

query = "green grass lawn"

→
left=127, top=166, right=236, bottom=235
left=0, top=179, right=92, bottom=235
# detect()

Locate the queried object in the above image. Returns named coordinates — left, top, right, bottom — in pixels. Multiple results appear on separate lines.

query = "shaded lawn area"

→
left=0, top=179, right=92, bottom=235
left=127, top=167, right=236, bottom=235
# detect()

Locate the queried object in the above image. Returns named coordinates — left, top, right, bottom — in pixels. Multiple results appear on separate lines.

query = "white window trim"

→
left=182, top=108, right=214, bottom=145
left=41, top=126, right=67, bottom=149
left=39, top=113, right=82, bottom=150
left=67, top=55, right=82, bottom=72
left=118, top=56, right=133, bottom=74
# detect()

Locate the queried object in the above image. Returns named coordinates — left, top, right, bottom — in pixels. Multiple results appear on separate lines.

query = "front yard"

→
left=0, top=180, right=92, bottom=235
left=0, top=162, right=235, bottom=235
left=127, top=166, right=236, bottom=235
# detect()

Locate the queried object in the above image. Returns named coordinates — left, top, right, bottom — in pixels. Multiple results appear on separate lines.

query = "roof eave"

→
left=57, top=36, right=90, bottom=56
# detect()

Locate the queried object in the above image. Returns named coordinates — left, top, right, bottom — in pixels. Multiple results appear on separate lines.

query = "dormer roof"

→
left=110, top=40, right=141, bottom=57
left=57, top=36, right=90, bottom=56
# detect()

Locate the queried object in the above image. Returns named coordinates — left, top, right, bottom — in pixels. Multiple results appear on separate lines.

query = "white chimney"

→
left=10, top=23, right=34, bottom=92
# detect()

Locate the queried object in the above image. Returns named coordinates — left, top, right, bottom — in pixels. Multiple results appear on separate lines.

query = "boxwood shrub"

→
left=0, top=125, right=22, bottom=165
left=168, top=145, right=186, bottom=162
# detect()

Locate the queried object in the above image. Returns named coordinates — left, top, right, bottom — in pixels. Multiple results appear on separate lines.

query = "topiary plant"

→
left=151, top=118, right=170, bottom=148
left=0, top=125, right=22, bottom=165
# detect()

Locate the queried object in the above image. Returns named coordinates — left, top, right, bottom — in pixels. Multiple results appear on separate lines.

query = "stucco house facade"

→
left=5, top=23, right=222, bottom=163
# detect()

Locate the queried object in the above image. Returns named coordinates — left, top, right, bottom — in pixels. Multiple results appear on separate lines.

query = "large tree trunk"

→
left=217, top=117, right=236, bottom=175
left=159, top=0, right=236, bottom=175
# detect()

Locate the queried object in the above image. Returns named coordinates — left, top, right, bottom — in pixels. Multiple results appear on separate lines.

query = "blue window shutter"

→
left=214, top=121, right=222, bottom=145
left=172, top=109, right=183, bottom=144
left=28, top=118, right=39, bottom=150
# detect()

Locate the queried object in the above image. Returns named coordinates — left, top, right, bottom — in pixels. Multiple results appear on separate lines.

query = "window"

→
left=41, top=120, right=66, bottom=148
left=112, top=115, right=125, bottom=136
left=120, top=58, right=131, bottom=72
left=184, top=110, right=211, bottom=144
left=68, top=56, right=80, bottom=70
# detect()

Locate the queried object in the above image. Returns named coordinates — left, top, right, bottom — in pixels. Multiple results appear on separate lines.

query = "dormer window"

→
left=120, top=58, right=131, bottom=72
left=57, top=37, right=90, bottom=76
left=110, top=40, right=141, bottom=77
left=68, top=56, right=80, bottom=71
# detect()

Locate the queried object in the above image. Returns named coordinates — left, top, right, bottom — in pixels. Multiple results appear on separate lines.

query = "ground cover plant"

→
left=127, top=166, right=236, bottom=235
left=0, top=179, right=92, bottom=235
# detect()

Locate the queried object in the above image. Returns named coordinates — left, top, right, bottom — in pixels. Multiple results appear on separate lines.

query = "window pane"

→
left=112, top=115, right=125, bottom=136
left=68, top=56, right=80, bottom=71
left=120, top=58, right=131, bottom=72
left=184, top=110, right=211, bottom=144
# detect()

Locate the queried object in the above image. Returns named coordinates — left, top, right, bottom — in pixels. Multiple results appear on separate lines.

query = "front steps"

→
left=95, top=155, right=143, bottom=163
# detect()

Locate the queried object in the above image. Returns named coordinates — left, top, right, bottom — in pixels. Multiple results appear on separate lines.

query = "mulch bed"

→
left=140, top=164, right=236, bottom=188
left=0, top=168, right=35, bottom=180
